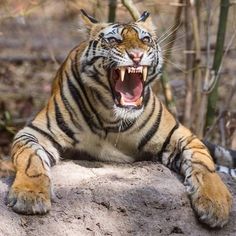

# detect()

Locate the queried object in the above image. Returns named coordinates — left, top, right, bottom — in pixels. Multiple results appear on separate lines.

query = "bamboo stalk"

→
left=121, top=0, right=140, bottom=20
left=190, top=0, right=203, bottom=135
left=205, top=0, right=230, bottom=130
left=195, top=0, right=211, bottom=138
left=160, top=71, right=177, bottom=116
left=183, top=0, right=193, bottom=127
left=108, top=0, right=117, bottom=22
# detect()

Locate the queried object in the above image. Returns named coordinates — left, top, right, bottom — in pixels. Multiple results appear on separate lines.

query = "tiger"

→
left=6, top=10, right=236, bottom=228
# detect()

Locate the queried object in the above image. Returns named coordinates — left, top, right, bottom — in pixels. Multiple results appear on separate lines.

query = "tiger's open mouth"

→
left=110, top=66, right=147, bottom=108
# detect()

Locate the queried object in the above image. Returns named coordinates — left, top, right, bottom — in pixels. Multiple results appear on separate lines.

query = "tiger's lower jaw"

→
left=113, top=104, right=144, bottom=120
left=115, top=96, right=143, bottom=107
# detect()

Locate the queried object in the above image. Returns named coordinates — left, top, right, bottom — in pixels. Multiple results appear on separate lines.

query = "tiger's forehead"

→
left=100, top=23, right=151, bottom=39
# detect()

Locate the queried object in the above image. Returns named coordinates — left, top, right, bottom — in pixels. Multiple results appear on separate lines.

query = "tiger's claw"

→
left=7, top=188, right=51, bottom=214
left=7, top=173, right=51, bottom=215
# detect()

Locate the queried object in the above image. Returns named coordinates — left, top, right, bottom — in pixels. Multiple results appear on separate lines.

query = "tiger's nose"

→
left=128, top=50, right=144, bottom=63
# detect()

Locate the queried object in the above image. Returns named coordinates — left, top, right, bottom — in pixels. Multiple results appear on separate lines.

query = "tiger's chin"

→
left=109, top=65, right=148, bottom=110
left=113, top=105, right=144, bottom=120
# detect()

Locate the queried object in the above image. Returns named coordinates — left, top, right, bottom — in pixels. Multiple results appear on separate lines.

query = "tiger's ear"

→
left=136, top=11, right=156, bottom=34
left=80, top=9, right=98, bottom=30
left=137, top=11, right=150, bottom=22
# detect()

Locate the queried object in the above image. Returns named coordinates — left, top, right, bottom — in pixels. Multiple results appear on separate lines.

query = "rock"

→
left=0, top=160, right=236, bottom=236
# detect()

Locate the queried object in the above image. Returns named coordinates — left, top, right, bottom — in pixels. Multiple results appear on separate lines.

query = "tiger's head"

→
left=80, top=10, right=163, bottom=119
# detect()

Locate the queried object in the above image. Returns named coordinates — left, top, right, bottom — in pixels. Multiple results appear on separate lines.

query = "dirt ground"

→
left=0, top=1, right=236, bottom=236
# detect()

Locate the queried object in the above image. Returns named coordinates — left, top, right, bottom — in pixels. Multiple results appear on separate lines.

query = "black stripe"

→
left=93, top=64, right=105, bottom=77
left=171, top=153, right=181, bottom=172
left=74, top=48, right=110, bottom=93
left=146, top=71, right=161, bottom=86
left=12, top=137, right=37, bottom=149
left=71, top=60, right=104, bottom=130
left=28, top=123, right=62, bottom=152
left=71, top=53, right=106, bottom=132
left=182, top=135, right=197, bottom=151
left=179, top=155, right=192, bottom=175
left=192, top=160, right=215, bottom=173
left=233, top=152, right=236, bottom=168
left=138, top=101, right=163, bottom=150
left=93, top=90, right=110, bottom=109
left=105, top=120, right=135, bottom=133
left=60, top=83, right=83, bottom=131
left=12, top=139, right=35, bottom=157
left=177, top=136, right=189, bottom=149
left=138, top=94, right=155, bottom=130
left=42, top=147, right=56, bottom=166
left=85, top=41, right=93, bottom=57
left=111, top=23, right=119, bottom=28
left=165, top=146, right=178, bottom=167
left=99, top=32, right=104, bottom=38
left=14, top=133, right=38, bottom=143
left=13, top=143, right=35, bottom=165
left=54, top=97, right=76, bottom=143
left=92, top=40, right=98, bottom=56
left=86, top=55, right=103, bottom=66
left=83, top=56, right=103, bottom=67
left=46, top=104, right=53, bottom=134
left=112, top=50, right=122, bottom=57
left=157, top=122, right=179, bottom=160
left=90, top=73, right=110, bottom=92
left=14, top=137, right=56, bottom=167
left=25, top=153, right=44, bottom=178
left=143, top=87, right=151, bottom=106
left=35, top=149, right=51, bottom=168
left=66, top=76, right=90, bottom=122
left=66, top=75, right=100, bottom=135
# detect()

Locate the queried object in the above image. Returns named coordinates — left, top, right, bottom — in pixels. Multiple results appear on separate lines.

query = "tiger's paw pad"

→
left=190, top=173, right=232, bottom=228
left=7, top=187, right=51, bottom=215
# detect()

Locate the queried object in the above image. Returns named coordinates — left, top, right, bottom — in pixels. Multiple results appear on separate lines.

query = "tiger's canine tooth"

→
left=120, top=67, right=125, bottom=81
left=120, top=96, right=125, bottom=105
left=135, top=96, right=143, bottom=106
left=142, top=66, right=147, bottom=81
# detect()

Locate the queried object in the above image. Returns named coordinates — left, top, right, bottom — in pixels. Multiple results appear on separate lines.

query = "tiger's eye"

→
left=107, top=37, right=122, bottom=45
left=142, top=36, right=152, bottom=43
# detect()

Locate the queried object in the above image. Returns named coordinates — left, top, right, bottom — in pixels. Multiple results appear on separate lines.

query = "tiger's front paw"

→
left=189, top=172, right=232, bottom=228
left=7, top=173, right=51, bottom=214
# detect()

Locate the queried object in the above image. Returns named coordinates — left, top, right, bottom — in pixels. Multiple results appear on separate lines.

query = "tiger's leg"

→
left=7, top=126, right=60, bottom=214
left=164, top=125, right=232, bottom=227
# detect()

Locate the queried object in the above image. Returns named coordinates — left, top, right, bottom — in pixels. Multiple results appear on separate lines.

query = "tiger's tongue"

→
left=115, top=73, right=143, bottom=102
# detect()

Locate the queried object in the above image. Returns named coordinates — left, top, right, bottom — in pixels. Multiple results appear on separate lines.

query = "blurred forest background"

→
left=0, top=0, right=236, bottom=159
